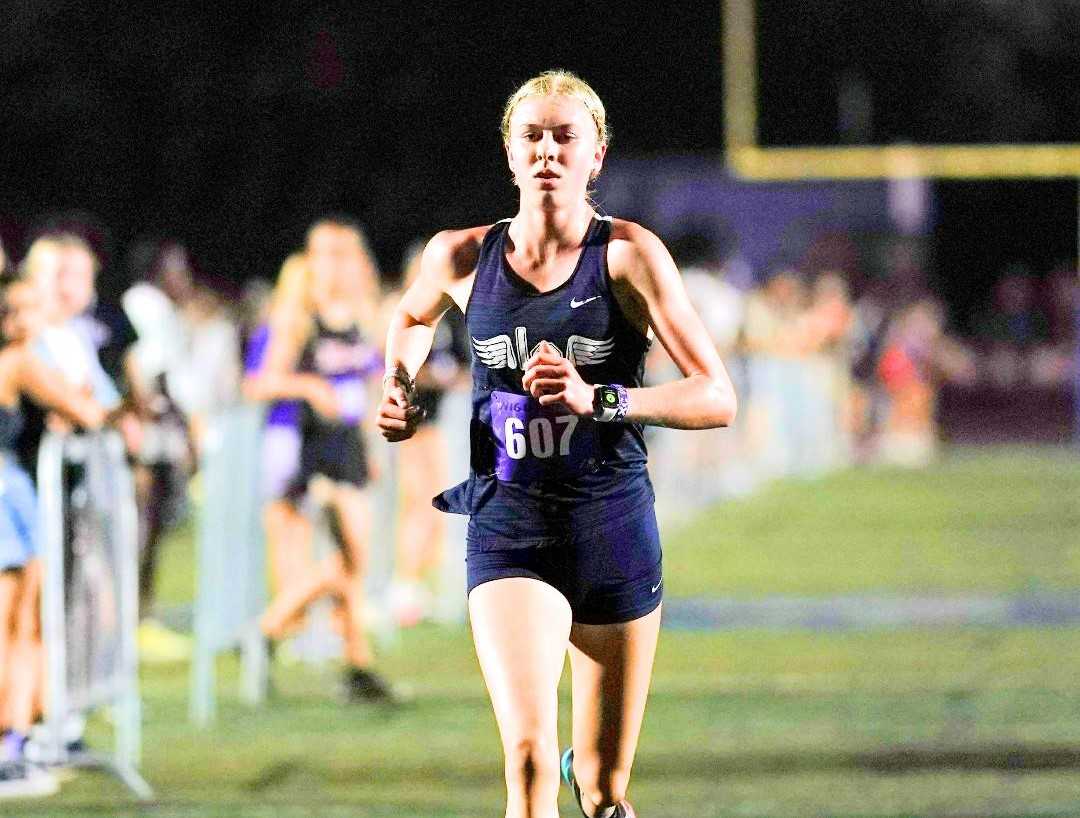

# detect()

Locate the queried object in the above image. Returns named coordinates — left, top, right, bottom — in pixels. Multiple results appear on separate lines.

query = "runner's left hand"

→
left=522, top=341, right=593, bottom=415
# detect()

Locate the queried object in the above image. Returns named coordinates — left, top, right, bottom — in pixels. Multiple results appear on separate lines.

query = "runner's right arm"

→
left=378, top=227, right=483, bottom=442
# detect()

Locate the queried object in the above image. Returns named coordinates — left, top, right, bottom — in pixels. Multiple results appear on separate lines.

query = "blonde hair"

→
left=304, top=220, right=381, bottom=337
left=53, top=232, right=99, bottom=272
left=501, top=70, right=609, bottom=147
left=19, top=236, right=63, bottom=284
left=271, top=252, right=313, bottom=315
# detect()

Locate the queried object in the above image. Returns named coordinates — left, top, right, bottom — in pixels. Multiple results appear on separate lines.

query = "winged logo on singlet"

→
left=471, top=327, right=614, bottom=371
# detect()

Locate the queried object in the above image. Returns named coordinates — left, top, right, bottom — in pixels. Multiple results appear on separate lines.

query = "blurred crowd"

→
left=651, top=233, right=1078, bottom=496
left=0, top=213, right=1077, bottom=796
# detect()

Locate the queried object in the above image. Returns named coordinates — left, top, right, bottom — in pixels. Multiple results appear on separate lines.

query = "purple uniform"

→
left=245, top=323, right=303, bottom=500
left=284, top=317, right=381, bottom=499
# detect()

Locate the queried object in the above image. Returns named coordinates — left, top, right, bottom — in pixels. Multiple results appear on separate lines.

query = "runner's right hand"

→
left=377, top=381, right=424, bottom=442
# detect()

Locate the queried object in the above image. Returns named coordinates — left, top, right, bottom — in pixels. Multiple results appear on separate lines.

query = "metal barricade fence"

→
left=648, top=352, right=853, bottom=523
left=37, top=430, right=151, bottom=799
left=190, top=402, right=268, bottom=726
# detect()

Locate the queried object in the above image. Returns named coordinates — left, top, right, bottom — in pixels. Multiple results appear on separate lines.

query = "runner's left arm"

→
left=609, top=223, right=736, bottom=429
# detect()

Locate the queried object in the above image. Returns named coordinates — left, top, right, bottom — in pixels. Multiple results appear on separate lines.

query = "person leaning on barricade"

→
left=0, top=270, right=117, bottom=798
left=15, top=236, right=123, bottom=473
left=54, top=235, right=183, bottom=635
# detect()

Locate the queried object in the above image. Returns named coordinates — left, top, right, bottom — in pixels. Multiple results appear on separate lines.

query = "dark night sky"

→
left=1, top=1, right=1077, bottom=324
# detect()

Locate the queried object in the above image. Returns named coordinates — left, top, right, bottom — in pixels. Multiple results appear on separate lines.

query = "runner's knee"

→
left=503, top=734, right=560, bottom=789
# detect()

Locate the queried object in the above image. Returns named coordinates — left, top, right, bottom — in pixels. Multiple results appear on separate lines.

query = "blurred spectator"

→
left=121, top=243, right=191, bottom=655
left=1044, top=263, right=1080, bottom=349
left=877, top=297, right=976, bottom=466
left=742, top=268, right=807, bottom=358
left=124, top=240, right=240, bottom=456
left=1030, top=263, right=1080, bottom=388
left=20, top=236, right=120, bottom=408
left=741, top=267, right=811, bottom=477
left=976, top=266, right=1050, bottom=389
left=647, top=231, right=752, bottom=503
left=0, top=272, right=110, bottom=796
left=55, top=234, right=139, bottom=394
left=121, top=240, right=240, bottom=659
left=668, top=231, right=746, bottom=355
left=802, top=270, right=856, bottom=470
left=848, top=277, right=893, bottom=460
left=166, top=281, right=241, bottom=453
left=15, top=236, right=120, bottom=481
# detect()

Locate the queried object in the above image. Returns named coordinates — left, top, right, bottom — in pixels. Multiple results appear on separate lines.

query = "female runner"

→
left=253, top=218, right=392, bottom=702
left=378, top=71, right=736, bottom=817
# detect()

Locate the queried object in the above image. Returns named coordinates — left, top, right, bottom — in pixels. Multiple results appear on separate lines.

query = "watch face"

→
left=603, top=390, right=618, bottom=405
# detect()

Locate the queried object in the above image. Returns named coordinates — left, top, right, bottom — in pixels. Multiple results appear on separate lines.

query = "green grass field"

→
left=12, top=446, right=1080, bottom=817
left=666, top=446, right=1080, bottom=596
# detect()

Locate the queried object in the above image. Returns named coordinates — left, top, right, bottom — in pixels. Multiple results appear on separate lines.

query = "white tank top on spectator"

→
left=36, top=323, right=120, bottom=408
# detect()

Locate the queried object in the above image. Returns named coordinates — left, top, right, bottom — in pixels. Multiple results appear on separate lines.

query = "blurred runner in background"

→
left=253, top=218, right=395, bottom=703
left=243, top=253, right=319, bottom=642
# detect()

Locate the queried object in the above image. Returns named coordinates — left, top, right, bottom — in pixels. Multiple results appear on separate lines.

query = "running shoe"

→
left=560, top=748, right=637, bottom=817
left=0, top=761, right=59, bottom=799
left=342, top=667, right=398, bottom=705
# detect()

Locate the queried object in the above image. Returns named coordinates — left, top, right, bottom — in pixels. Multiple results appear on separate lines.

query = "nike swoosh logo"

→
left=570, top=295, right=601, bottom=309
left=651, top=579, right=663, bottom=593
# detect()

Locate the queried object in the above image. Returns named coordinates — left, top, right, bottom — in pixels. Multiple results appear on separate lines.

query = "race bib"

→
left=489, top=390, right=595, bottom=483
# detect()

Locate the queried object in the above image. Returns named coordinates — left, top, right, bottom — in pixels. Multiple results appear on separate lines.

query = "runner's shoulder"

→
left=425, top=225, right=492, bottom=282
left=606, top=218, right=670, bottom=283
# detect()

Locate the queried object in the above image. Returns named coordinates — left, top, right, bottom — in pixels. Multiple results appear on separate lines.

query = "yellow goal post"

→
left=722, top=0, right=1080, bottom=181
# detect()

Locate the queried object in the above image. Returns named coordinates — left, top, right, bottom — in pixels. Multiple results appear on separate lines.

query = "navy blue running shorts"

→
left=466, top=504, right=663, bottom=625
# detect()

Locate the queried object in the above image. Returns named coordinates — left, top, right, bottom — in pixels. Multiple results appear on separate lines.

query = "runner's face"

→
left=505, top=95, right=605, bottom=209
left=307, top=225, right=365, bottom=301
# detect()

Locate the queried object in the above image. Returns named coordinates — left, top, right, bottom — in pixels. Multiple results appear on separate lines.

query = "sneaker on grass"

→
left=342, top=667, right=400, bottom=705
left=561, top=748, right=637, bottom=818
left=0, top=761, right=59, bottom=799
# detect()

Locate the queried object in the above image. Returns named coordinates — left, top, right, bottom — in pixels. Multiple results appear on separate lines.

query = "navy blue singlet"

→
left=434, top=215, right=655, bottom=547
